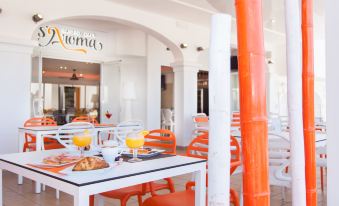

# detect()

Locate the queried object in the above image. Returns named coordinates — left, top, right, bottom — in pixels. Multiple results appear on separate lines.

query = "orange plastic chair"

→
left=23, top=117, right=64, bottom=152
left=143, top=133, right=241, bottom=206
left=72, top=116, right=98, bottom=124
left=90, top=129, right=176, bottom=206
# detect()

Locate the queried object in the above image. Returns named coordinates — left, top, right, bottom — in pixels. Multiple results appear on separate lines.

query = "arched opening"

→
left=29, top=16, right=182, bottom=129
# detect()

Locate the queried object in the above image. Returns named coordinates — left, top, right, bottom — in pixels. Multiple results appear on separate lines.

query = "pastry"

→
left=43, top=154, right=81, bottom=165
left=72, top=157, right=109, bottom=171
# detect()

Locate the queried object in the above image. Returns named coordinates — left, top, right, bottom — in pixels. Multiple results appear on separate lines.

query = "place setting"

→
left=26, top=130, right=167, bottom=176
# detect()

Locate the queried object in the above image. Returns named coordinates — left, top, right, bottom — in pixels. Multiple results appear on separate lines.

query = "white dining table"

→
left=17, top=125, right=115, bottom=193
left=0, top=149, right=206, bottom=206
left=18, top=125, right=115, bottom=153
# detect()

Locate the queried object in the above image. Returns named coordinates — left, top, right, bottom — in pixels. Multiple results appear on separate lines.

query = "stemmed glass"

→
left=125, top=132, right=145, bottom=163
left=73, top=130, right=92, bottom=156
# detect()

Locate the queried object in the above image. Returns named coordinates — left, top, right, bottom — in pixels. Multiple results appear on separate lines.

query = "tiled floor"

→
left=2, top=169, right=327, bottom=206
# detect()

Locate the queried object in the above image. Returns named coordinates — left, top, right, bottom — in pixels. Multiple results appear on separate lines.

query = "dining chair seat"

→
left=142, top=181, right=239, bottom=206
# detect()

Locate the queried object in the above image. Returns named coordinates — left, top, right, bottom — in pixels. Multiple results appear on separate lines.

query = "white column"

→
left=0, top=39, right=33, bottom=154
left=172, top=62, right=199, bottom=146
left=284, top=0, right=307, bottom=205
left=326, top=1, right=339, bottom=205
left=207, top=14, right=232, bottom=206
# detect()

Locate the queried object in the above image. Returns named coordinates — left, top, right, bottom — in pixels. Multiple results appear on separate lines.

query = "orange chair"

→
left=90, top=129, right=176, bottom=206
left=23, top=117, right=64, bottom=152
left=72, top=116, right=98, bottom=124
left=142, top=133, right=241, bottom=206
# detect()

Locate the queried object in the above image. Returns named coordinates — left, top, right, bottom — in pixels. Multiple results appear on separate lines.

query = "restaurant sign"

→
left=37, top=25, right=103, bottom=54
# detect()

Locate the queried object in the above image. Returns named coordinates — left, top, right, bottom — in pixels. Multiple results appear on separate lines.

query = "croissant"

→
left=72, top=157, right=109, bottom=171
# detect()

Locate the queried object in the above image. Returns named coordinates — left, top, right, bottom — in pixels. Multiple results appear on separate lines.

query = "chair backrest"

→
left=144, top=129, right=176, bottom=155
left=72, top=116, right=98, bottom=124
left=186, top=133, right=241, bottom=175
left=24, top=117, right=57, bottom=127
left=192, top=114, right=209, bottom=131
left=163, top=109, right=174, bottom=123
left=113, top=120, right=144, bottom=144
left=279, top=116, right=289, bottom=131
left=55, top=122, right=95, bottom=150
left=268, top=132, right=291, bottom=187
left=24, top=117, right=57, bottom=142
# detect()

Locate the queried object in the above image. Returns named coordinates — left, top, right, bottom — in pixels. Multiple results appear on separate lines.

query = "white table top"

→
left=18, top=125, right=115, bottom=131
left=0, top=149, right=206, bottom=187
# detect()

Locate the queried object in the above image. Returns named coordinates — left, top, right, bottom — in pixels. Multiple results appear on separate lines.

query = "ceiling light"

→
left=79, top=73, right=83, bottom=77
left=60, top=66, right=63, bottom=69
left=270, top=19, right=276, bottom=24
left=197, top=47, right=205, bottom=52
left=64, top=66, right=67, bottom=69
left=180, top=43, right=188, bottom=49
left=166, top=47, right=171, bottom=51
left=32, top=13, right=43, bottom=23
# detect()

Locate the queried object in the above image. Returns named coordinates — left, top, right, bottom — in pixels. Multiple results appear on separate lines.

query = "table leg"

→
left=195, top=166, right=206, bottom=206
left=0, top=169, right=2, bottom=204
left=74, top=192, right=89, bottom=206
left=18, top=130, right=24, bottom=185
left=34, top=133, right=42, bottom=193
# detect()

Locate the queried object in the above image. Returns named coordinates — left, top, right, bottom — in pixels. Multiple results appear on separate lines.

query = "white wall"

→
left=146, top=35, right=173, bottom=130
left=0, top=41, right=33, bottom=154
left=119, top=57, right=147, bottom=124
left=100, top=62, right=121, bottom=124
left=326, top=1, right=339, bottom=205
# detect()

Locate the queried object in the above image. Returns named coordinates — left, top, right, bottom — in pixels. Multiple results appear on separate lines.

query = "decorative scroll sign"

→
left=37, top=25, right=103, bottom=54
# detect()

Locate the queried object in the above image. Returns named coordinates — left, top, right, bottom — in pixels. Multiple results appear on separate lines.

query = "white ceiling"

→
left=107, top=0, right=324, bottom=34
left=50, top=0, right=324, bottom=41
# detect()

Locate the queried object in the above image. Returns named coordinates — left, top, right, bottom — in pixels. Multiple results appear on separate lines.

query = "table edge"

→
left=0, top=158, right=206, bottom=187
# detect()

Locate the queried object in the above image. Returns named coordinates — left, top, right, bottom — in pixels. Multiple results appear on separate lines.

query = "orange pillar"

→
left=302, top=0, right=317, bottom=205
left=235, top=0, right=270, bottom=205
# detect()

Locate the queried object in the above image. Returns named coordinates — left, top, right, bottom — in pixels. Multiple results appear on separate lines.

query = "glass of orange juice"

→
left=73, top=130, right=92, bottom=156
left=125, top=132, right=145, bottom=162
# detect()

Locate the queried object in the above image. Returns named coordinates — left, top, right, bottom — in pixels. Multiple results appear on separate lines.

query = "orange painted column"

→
left=301, top=0, right=317, bottom=205
left=235, top=0, right=270, bottom=205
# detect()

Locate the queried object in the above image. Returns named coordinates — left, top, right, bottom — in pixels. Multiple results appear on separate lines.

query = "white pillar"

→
left=208, top=14, right=231, bottom=206
left=0, top=39, right=33, bottom=154
left=326, top=1, right=339, bottom=205
left=172, top=62, right=199, bottom=146
left=284, top=0, right=307, bottom=205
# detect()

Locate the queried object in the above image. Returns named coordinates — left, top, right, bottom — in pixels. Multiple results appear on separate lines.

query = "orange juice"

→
left=126, top=137, right=144, bottom=149
left=73, top=135, right=92, bottom=147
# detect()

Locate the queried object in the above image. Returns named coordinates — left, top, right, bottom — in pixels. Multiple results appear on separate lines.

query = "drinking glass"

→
left=125, top=132, right=145, bottom=163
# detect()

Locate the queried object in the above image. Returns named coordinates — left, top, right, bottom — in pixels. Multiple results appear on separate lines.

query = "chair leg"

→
left=320, top=154, right=324, bottom=192
left=137, top=195, right=143, bottom=206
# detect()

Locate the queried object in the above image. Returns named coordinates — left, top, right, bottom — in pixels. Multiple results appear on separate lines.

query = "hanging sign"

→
left=37, top=25, right=103, bottom=54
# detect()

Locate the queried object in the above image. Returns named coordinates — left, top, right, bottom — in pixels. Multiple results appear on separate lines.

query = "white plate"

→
left=122, top=149, right=165, bottom=158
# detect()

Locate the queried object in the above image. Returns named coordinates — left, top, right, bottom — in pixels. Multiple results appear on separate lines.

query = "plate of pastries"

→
left=61, top=156, right=111, bottom=175
left=41, top=153, right=83, bottom=167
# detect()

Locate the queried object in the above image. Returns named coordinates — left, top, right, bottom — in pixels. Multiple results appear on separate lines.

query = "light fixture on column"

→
left=0, top=8, right=2, bottom=14
left=180, top=43, right=188, bottom=49
left=197, top=46, right=205, bottom=52
left=122, top=81, right=136, bottom=121
left=32, top=13, right=43, bottom=23
left=267, top=58, right=274, bottom=64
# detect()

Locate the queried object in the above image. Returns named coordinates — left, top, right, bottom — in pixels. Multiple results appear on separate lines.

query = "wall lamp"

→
left=180, top=43, right=188, bottom=49
left=32, top=13, right=43, bottom=23
left=197, top=46, right=205, bottom=52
